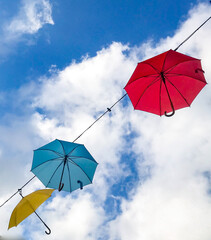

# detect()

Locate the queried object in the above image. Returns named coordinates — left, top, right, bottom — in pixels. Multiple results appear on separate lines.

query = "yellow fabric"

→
left=8, top=189, right=54, bottom=229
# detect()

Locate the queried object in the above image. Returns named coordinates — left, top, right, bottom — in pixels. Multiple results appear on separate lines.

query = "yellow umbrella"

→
left=8, top=188, right=54, bottom=234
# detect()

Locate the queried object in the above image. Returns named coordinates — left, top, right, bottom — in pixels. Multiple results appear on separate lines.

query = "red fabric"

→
left=124, top=50, right=207, bottom=116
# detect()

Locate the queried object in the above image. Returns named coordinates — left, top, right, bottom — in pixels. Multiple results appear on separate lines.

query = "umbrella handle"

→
left=58, top=182, right=64, bottom=191
left=164, top=108, right=175, bottom=117
left=164, top=94, right=175, bottom=116
left=162, top=73, right=175, bottom=117
left=77, top=180, right=83, bottom=190
left=45, top=225, right=51, bottom=235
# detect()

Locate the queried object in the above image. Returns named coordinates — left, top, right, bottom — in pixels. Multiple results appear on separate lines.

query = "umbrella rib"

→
left=66, top=145, right=81, bottom=157
left=142, top=62, right=161, bottom=73
left=16, top=197, right=36, bottom=226
left=125, top=74, right=158, bottom=87
left=14, top=207, right=18, bottom=227
left=66, top=162, right=72, bottom=192
left=165, top=76, right=190, bottom=106
left=161, top=50, right=170, bottom=72
left=164, top=59, right=199, bottom=73
left=57, top=140, right=66, bottom=155
left=32, top=157, right=64, bottom=171
left=67, top=157, right=81, bottom=166
left=66, top=145, right=97, bottom=163
left=24, top=197, right=36, bottom=212
left=67, top=159, right=92, bottom=183
left=165, top=73, right=206, bottom=83
left=35, top=149, right=63, bottom=157
left=46, top=161, right=64, bottom=188
left=134, top=76, right=161, bottom=109
left=69, top=155, right=97, bottom=163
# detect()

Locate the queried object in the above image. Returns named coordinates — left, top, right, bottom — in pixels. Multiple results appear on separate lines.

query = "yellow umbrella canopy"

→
left=8, top=189, right=54, bottom=234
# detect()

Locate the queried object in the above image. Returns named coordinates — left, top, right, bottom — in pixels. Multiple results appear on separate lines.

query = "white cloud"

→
left=108, top=3, right=211, bottom=240
left=1, top=2, right=211, bottom=240
left=5, top=0, right=54, bottom=37
left=28, top=193, right=106, bottom=240
left=0, top=41, right=135, bottom=239
left=30, top=42, right=136, bottom=203
left=0, top=0, right=54, bottom=56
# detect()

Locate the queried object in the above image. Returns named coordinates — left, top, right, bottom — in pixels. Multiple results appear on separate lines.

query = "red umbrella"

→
left=124, top=49, right=207, bottom=117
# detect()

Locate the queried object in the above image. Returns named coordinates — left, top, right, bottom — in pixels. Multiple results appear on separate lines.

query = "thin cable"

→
left=0, top=93, right=128, bottom=207
left=2, top=13, right=210, bottom=206
left=0, top=175, right=36, bottom=207
left=73, top=93, right=127, bottom=142
left=174, top=15, right=211, bottom=51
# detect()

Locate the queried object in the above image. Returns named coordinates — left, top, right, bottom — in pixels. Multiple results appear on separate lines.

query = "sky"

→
left=0, top=0, right=211, bottom=239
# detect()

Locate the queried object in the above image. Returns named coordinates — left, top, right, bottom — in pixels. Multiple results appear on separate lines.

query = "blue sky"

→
left=0, top=0, right=199, bottom=90
left=0, top=1, right=211, bottom=240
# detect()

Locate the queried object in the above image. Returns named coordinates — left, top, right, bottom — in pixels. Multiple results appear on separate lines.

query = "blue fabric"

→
left=31, top=139, right=98, bottom=192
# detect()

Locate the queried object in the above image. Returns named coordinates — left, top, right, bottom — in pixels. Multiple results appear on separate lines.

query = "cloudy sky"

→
left=0, top=0, right=211, bottom=239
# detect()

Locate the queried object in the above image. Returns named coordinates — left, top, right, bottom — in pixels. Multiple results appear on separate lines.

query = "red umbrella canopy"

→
left=124, top=49, right=207, bottom=116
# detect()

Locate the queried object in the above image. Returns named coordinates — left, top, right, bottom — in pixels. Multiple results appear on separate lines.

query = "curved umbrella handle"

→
left=165, top=107, right=175, bottom=117
left=164, top=89, right=175, bottom=117
left=45, top=225, right=51, bottom=235
left=58, top=182, right=64, bottom=191
left=77, top=180, right=83, bottom=190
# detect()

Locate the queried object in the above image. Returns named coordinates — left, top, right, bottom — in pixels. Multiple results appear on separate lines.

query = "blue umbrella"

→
left=31, top=139, right=98, bottom=192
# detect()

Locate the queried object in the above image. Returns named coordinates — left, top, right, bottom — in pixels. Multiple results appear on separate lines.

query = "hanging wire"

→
left=0, top=176, right=36, bottom=207
left=174, top=15, right=211, bottom=51
left=1, top=9, right=211, bottom=207
left=0, top=93, right=128, bottom=207
left=73, top=93, right=127, bottom=143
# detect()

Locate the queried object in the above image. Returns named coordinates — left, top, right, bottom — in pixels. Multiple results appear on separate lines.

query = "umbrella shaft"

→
left=34, top=211, right=46, bottom=225
left=61, top=159, right=67, bottom=180
left=59, top=158, right=67, bottom=190
left=34, top=210, right=51, bottom=234
left=161, top=72, right=166, bottom=83
left=162, top=77, right=175, bottom=116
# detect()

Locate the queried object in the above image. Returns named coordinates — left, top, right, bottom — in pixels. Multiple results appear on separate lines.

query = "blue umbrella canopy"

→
left=31, top=139, right=98, bottom=192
